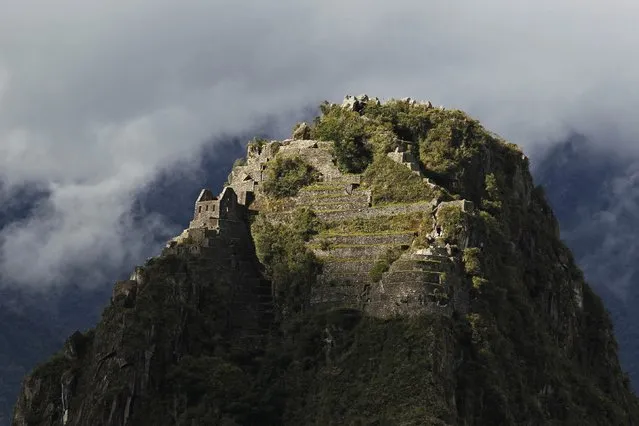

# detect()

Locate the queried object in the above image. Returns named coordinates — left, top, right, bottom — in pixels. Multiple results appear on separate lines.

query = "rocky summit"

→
left=12, top=95, right=639, bottom=425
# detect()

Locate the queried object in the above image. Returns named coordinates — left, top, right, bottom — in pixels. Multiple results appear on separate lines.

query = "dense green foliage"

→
left=309, top=99, right=521, bottom=205
left=369, top=247, right=404, bottom=282
left=323, top=212, right=424, bottom=235
left=256, top=312, right=456, bottom=425
left=247, top=137, right=270, bottom=151
left=252, top=209, right=321, bottom=316
left=311, top=105, right=373, bottom=173
left=262, top=156, right=320, bottom=198
left=362, top=155, right=442, bottom=205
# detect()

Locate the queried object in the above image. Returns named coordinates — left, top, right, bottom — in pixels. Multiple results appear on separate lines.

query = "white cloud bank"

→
left=1, top=0, right=639, bottom=289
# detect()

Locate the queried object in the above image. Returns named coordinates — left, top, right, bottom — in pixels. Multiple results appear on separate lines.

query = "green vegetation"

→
left=309, top=99, right=523, bottom=205
left=462, top=247, right=482, bottom=276
left=29, top=352, right=71, bottom=384
left=252, top=208, right=321, bottom=315
left=369, top=247, right=404, bottom=282
left=362, top=155, right=442, bottom=205
left=311, top=105, right=373, bottom=173
left=323, top=212, right=424, bottom=235
left=18, top=96, right=639, bottom=426
left=258, top=313, right=456, bottom=424
left=436, top=202, right=470, bottom=244
left=262, top=156, right=320, bottom=198
left=481, top=173, right=502, bottom=211
left=247, top=136, right=269, bottom=151
left=232, top=157, right=247, bottom=168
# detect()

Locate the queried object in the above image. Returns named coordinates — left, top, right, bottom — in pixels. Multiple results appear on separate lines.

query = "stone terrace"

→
left=228, top=139, right=467, bottom=318
left=367, top=246, right=458, bottom=318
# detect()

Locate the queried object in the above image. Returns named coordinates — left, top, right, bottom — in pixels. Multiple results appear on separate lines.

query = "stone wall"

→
left=166, top=138, right=472, bottom=321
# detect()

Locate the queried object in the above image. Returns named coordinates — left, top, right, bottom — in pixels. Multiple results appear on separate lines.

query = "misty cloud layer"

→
left=1, top=0, right=639, bottom=289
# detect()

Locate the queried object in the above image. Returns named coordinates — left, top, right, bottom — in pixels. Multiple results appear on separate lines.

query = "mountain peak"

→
left=12, top=96, right=638, bottom=425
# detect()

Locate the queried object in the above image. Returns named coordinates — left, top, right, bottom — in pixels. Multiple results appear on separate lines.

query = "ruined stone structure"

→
left=156, top=139, right=474, bottom=320
left=387, top=145, right=422, bottom=176
left=162, top=186, right=251, bottom=258
left=221, top=139, right=470, bottom=319
left=189, top=187, right=243, bottom=229
left=339, top=94, right=433, bottom=113
left=226, top=139, right=360, bottom=206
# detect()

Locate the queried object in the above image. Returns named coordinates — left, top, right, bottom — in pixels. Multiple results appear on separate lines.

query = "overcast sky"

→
left=1, top=0, right=639, bottom=290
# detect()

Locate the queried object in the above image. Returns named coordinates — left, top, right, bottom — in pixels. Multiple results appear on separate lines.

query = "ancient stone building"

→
left=162, top=185, right=252, bottom=258
left=189, top=187, right=242, bottom=229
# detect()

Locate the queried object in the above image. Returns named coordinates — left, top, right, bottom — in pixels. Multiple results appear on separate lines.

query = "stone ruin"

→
left=341, top=94, right=380, bottom=113
left=339, top=94, right=434, bottom=113
left=162, top=185, right=252, bottom=258
left=189, top=187, right=243, bottom=229
left=226, top=138, right=359, bottom=202
left=386, top=143, right=422, bottom=176
left=161, top=138, right=351, bottom=259
left=398, top=97, right=433, bottom=108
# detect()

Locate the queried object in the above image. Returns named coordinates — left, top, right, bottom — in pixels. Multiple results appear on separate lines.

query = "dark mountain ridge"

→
left=11, top=96, right=639, bottom=425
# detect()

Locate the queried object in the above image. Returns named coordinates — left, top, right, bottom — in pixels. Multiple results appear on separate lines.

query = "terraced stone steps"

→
left=316, top=201, right=436, bottom=222
left=317, top=272, right=371, bottom=285
left=380, top=270, right=442, bottom=284
left=295, top=188, right=348, bottom=198
left=301, top=201, right=369, bottom=212
left=311, top=284, right=361, bottom=305
left=295, top=186, right=370, bottom=212
left=319, top=259, right=378, bottom=275
left=297, top=193, right=370, bottom=204
left=311, top=230, right=412, bottom=306
left=363, top=244, right=460, bottom=317
left=392, top=259, right=448, bottom=272
left=312, top=244, right=406, bottom=259
left=297, top=184, right=368, bottom=197
left=377, top=281, right=443, bottom=294
left=312, top=232, right=415, bottom=246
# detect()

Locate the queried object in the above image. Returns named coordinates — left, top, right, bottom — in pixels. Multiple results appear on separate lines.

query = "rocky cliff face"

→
left=12, top=95, right=639, bottom=425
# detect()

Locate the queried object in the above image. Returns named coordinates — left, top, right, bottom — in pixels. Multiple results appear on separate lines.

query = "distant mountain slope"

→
left=534, top=134, right=639, bottom=390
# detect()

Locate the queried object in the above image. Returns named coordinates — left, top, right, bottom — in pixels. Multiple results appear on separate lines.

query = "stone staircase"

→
left=294, top=182, right=370, bottom=213
left=387, top=148, right=422, bottom=177
left=367, top=245, right=457, bottom=318
left=309, top=231, right=415, bottom=309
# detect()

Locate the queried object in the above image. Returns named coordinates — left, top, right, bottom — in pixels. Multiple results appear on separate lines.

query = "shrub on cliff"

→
left=251, top=209, right=321, bottom=316
left=362, top=155, right=442, bottom=205
left=263, top=156, right=320, bottom=198
left=362, top=99, right=433, bottom=142
left=311, top=104, right=373, bottom=173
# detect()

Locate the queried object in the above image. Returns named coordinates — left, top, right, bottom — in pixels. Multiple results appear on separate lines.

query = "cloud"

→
left=566, top=159, right=639, bottom=297
left=2, top=0, right=639, bottom=288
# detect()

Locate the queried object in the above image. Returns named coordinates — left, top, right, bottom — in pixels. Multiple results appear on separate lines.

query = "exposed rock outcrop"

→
left=13, top=96, right=639, bottom=426
left=292, top=122, right=311, bottom=140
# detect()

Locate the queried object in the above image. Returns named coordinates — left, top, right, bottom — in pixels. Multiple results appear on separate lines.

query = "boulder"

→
left=292, top=122, right=311, bottom=140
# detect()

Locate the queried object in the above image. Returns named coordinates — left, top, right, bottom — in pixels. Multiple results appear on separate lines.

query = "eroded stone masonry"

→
left=149, top=128, right=474, bottom=320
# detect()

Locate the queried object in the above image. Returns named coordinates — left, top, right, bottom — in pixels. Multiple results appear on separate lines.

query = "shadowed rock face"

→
left=12, top=220, right=273, bottom=426
left=12, top=97, right=639, bottom=426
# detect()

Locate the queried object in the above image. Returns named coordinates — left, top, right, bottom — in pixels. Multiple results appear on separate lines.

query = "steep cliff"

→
left=13, top=95, right=639, bottom=425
